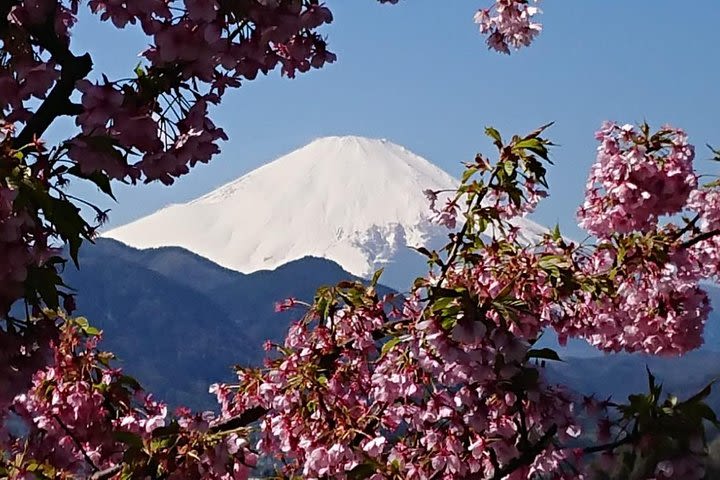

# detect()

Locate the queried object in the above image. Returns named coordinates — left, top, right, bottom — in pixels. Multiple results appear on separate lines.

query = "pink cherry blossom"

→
left=474, top=0, right=542, bottom=53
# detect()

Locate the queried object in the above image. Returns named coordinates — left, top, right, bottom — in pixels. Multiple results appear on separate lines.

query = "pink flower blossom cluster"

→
left=474, top=0, right=542, bottom=53
left=79, top=0, right=336, bottom=184
left=563, top=122, right=720, bottom=356
left=565, top=245, right=710, bottom=355
left=1, top=0, right=64, bottom=124
left=5, top=321, right=162, bottom=474
left=689, top=187, right=720, bottom=233
left=218, top=289, right=581, bottom=480
left=2, top=318, right=258, bottom=479
left=686, top=188, right=720, bottom=280
left=3, top=0, right=339, bottom=186
left=0, top=318, right=55, bottom=417
left=579, top=122, right=697, bottom=237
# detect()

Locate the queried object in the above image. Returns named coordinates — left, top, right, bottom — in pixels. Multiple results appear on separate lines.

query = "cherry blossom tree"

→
left=0, top=0, right=346, bottom=463
left=2, top=0, right=720, bottom=479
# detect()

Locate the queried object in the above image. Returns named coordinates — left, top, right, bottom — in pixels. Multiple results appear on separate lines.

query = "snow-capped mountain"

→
left=104, top=136, right=547, bottom=288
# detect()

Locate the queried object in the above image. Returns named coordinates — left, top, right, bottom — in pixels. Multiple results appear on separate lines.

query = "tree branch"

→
left=207, top=406, right=268, bottom=434
left=13, top=10, right=92, bottom=149
left=52, top=414, right=100, bottom=473
left=681, top=229, right=720, bottom=249
left=582, top=433, right=636, bottom=454
left=489, top=424, right=558, bottom=480
left=673, top=214, right=700, bottom=240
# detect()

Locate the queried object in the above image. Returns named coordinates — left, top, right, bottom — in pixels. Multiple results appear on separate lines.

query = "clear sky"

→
left=62, top=1, right=720, bottom=240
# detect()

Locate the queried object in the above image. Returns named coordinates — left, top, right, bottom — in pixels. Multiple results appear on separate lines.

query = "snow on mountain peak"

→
left=103, top=135, right=546, bottom=288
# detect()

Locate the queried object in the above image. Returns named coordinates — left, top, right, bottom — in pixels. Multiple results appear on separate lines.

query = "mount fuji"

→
left=104, top=136, right=547, bottom=288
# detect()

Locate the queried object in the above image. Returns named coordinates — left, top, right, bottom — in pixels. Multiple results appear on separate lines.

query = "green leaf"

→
left=524, top=144, right=551, bottom=161
left=44, top=196, right=92, bottom=266
left=461, top=166, right=479, bottom=183
left=514, top=137, right=543, bottom=151
left=67, top=165, right=116, bottom=201
left=25, top=266, right=64, bottom=310
left=503, top=160, right=515, bottom=176
left=75, top=317, right=89, bottom=328
left=371, top=268, right=384, bottom=287
left=151, top=423, right=180, bottom=438
left=485, top=126, right=503, bottom=145
left=682, top=380, right=715, bottom=406
left=381, top=336, right=401, bottom=357
left=646, top=366, right=662, bottom=399
left=551, top=223, right=562, bottom=241
left=412, top=246, right=433, bottom=258
left=151, top=435, right=176, bottom=451
left=440, top=316, right=456, bottom=330
left=695, top=402, right=720, bottom=426
left=118, top=374, right=142, bottom=391
left=430, top=296, right=457, bottom=313
left=134, top=62, right=146, bottom=77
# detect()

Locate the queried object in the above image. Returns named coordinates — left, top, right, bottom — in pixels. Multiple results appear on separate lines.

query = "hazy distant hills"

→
left=60, top=238, right=720, bottom=412
left=66, top=238, right=391, bottom=409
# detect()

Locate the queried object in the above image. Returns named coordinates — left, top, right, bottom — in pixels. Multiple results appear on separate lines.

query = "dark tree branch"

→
left=207, top=406, right=268, bottom=434
left=673, top=214, right=700, bottom=240
left=682, top=229, right=720, bottom=249
left=489, top=425, right=558, bottom=480
left=12, top=8, right=93, bottom=149
left=582, top=433, right=637, bottom=454
left=52, top=414, right=100, bottom=473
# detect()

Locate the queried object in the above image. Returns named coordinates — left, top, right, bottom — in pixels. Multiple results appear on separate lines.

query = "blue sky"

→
left=63, top=1, right=720, bottom=240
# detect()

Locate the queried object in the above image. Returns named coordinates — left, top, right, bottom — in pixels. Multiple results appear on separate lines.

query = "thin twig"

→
left=52, top=414, right=100, bottom=472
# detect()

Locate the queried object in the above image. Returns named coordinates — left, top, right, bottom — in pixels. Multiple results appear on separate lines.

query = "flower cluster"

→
left=67, top=0, right=338, bottom=185
left=566, top=244, right=710, bottom=355
left=564, top=122, right=720, bottom=356
left=2, top=316, right=258, bottom=479
left=578, top=122, right=697, bottom=237
left=219, top=284, right=580, bottom=480
left=474, top=0, right=542, bottom=53
left=0, top=317, right=56, bottom=417
left=686, top=187, right=720, bottom=280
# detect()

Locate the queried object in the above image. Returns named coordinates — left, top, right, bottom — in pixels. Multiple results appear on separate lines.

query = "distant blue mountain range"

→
left=63, top=239, right=720, bottom=412
left=64, top=239, right=391, bottom=408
